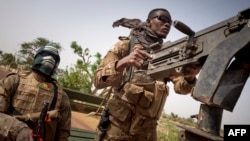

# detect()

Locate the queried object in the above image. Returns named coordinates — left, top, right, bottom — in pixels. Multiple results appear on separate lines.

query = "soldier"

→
left=93, top=8, right=200, bottom=141
left=0, top=43, right=71, bottom=141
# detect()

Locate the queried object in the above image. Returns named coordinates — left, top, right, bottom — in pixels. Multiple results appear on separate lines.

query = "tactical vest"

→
left=11, top=73, right=63, bottom=140
left=109, top=38, right=169, bottom=134
left=12, top=73, right=63, bottom=114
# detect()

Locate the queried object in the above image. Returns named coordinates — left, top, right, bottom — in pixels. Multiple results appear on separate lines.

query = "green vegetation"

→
left=57, top=41, right=102, bottom=94
left=0, top=37, right=108, bottom=95
left=157, top=119, right=179, bottom=141
left=157, top=112, right=197, bottom=141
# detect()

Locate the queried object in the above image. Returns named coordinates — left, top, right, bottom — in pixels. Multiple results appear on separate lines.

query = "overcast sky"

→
left=0, top=0, right=250, bottom=128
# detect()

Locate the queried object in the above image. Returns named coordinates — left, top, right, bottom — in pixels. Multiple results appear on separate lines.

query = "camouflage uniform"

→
left=94, top=38, right=196, bottom=141
left=0, top=71, right=71, bottom=141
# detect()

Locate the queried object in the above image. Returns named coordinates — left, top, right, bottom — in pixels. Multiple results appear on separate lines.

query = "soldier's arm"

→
left=171, top=66, right=200, bottom=94
left=0, top=74, right=19, bottom=112
left=0, top=113, right=30, bottom=140
left=0, top=74, right=29, bottom=140
left=94, top=40, right=129, bottom=89
left=56, top=91, right=71, bottom=141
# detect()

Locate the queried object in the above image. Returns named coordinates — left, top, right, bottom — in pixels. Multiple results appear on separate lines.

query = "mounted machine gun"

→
left=147, top=7, right=250, bottom=141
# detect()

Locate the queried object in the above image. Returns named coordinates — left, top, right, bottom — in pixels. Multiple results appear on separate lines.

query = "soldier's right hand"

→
left=16, top=127, right=33, bottom=141
left=116, top=46, right=152, bottom=71
left=127, top=47, right=152, bottom=67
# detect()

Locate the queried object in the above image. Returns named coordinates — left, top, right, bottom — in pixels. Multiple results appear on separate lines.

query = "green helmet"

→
left=31, top=42, right=60, bottom=76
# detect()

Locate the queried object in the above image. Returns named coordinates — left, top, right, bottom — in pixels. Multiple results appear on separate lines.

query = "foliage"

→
left=171, top=112, right=179, bottom=119
left=157, top=121, right=179, bottom=141
left=158, top=112, right=225, bottom=140
left=57, top=41, right=102, bottom=94
left=157, top=113, right=196, bottom=141
left=0, top=51, right=17, bottom=68
left=0, top=37, right=62, bottom=72
left=1, top=37, right=107, bottom=96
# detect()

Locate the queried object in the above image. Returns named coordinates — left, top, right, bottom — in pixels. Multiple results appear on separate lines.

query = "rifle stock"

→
left=37, top=102, right=49, bottom=133
left=147, top=7, right=250, bottom=80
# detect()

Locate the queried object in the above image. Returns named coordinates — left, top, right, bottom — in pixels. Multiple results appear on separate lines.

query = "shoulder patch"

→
left=39, top=83, right=53, bottom=91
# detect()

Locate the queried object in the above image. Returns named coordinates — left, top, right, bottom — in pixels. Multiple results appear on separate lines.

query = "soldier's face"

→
left=147, top=10, right=172, bottom=38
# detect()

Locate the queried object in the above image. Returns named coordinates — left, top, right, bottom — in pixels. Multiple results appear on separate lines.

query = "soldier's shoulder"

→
left=118, top=36, right=130, bottom=41
left=5, top=72, right=18, bottom=77
left=109, top=37, right=129, bottom=53
left=117, top=36, right=130, bottom=45
left=2, top=72, right=18, bottom=79
left=0, top=72, right=20, bottom=86
left=17, top=71, right=31, bottom=77
left=3, top=71, right=32, bottom=84
left=5, top=71, right=31, bottom=78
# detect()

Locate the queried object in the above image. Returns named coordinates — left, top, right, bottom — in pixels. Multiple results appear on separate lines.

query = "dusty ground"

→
left=71, top=111, right=100, bottom=132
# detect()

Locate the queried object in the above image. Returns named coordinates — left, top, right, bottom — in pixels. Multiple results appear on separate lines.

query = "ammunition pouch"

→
left=109, top=81, right=168, bottom=135
left=122, top=83, right=153, bottom=108
left=129, top=114, right=157, bottom=135
left=108, top=98, right=133, bottom=133
left=122, top=81, right=168, bottom=119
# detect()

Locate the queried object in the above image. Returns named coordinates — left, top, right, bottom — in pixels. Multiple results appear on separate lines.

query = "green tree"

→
left=17, top=37, right=62, bottom=69
left=0, top=51, right=17, bottom=68
left=171, top=112, right=179, bottom=119
left=58, top=41, right=108, bottom=95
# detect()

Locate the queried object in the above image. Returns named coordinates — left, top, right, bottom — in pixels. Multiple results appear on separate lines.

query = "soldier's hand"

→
left=125, top=47, right=152, bottom=67
left=183, top=67, right=201, bottom=83
left=16, top=127, right=33, bottom=141
left=115, top=46, right=152, bottom=71
left=168, top=67, right=201, bottom=82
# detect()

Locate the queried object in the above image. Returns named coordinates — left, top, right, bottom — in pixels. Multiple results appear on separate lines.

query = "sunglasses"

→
left=152, top=15, right=172, bottom=24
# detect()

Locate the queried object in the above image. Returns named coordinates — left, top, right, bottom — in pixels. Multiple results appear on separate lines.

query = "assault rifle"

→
left=147, top=7, right=250, bottom=141
left=32, top=102, right=50, bottom=141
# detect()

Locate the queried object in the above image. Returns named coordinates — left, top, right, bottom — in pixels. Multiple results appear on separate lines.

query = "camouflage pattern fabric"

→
left=94, top=39, right=196, bottom=141
left=172, top=76, right=197, bottom=95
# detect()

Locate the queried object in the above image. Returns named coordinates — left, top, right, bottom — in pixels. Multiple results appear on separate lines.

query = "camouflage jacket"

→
left=0, top=72, right=71, bottom=141
left=93, top=37, right=197, bottom=135
left=94, top=38, right=196, bottom=94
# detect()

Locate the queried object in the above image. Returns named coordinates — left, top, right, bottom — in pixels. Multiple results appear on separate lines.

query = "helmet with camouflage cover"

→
left=31, top=42, right=60, bottom=77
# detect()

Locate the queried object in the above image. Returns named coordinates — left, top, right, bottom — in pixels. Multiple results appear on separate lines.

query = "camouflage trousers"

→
left=94, top=122, right=157, bottom=141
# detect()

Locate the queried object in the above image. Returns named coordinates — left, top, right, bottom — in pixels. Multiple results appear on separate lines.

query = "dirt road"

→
left=71, top=111, right=100, bottom=132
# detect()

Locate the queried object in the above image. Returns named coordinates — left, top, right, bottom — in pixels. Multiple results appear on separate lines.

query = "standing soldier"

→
left=93, top=8, right=200, bottom=141
left=0, top=43, right=71, bottom=141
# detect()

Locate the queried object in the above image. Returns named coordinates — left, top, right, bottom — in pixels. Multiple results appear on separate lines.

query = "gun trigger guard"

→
left=175, top=67, right=182, bottom=73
